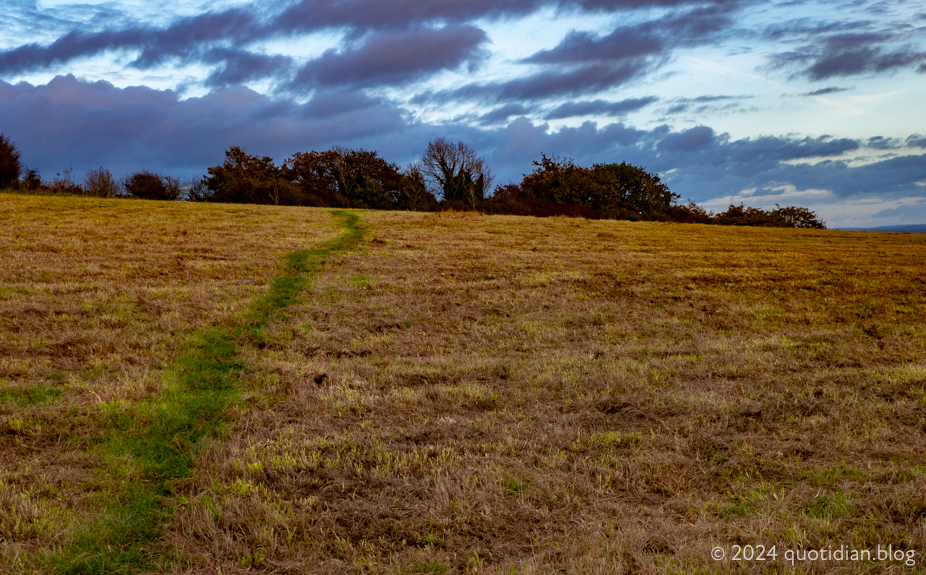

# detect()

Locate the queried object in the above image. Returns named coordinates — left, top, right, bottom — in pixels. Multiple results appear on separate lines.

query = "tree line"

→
left=0, top=133, right=825, bottom=228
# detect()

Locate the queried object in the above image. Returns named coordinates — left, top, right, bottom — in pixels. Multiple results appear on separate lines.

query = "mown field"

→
left=1, top=192, right=924, bottom=574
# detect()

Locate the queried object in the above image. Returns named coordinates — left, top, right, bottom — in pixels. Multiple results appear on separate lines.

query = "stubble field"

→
left=1, top=192, right=924, bottom=574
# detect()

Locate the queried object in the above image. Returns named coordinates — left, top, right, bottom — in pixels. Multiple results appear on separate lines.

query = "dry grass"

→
left=2, top=197, right=925, bottom=573
left=165, top=211, right=925, bottom=573
left=0, top=193, right=341, bottom=572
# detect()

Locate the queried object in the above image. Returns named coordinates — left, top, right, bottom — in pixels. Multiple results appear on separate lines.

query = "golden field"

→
left=1, top=192, right=924, bottom=574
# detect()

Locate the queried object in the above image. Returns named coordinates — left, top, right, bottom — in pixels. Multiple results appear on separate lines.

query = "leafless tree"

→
left=420, top=138, right=493, bottom=209
left=84, top=167, right=119, bottom=197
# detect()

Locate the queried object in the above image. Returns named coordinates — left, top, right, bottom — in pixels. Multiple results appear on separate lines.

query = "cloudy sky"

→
left=1, top=0, right=924, bottom=226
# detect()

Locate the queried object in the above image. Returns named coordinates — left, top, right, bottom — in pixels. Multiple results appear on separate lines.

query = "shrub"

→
left=125, top=171, right=181, bottom=201
left=204, top=147, right=298, bottom=205
left=286, top=147, right=407, bottom=209
left=771, top=204, right=826, bottom=229
left=668, top=202, right=714, bottom=224
left=185, top=178, right=214, bottom=202
left=83, top=167, right=119, bottom=197
left=20, top=169, right=42, bottom=191
left=49, top=168, right=82, bottom=195
left=0, top=133, right=22, bottom=188
left=515, top=155, right=678, bottom=218
left=711, top=204, right=826, bottom=229
left=395, top=163, right=438, bottom=211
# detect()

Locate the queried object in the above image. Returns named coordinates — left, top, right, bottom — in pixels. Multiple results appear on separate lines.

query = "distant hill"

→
left=838, top=224, right=926, bottom=234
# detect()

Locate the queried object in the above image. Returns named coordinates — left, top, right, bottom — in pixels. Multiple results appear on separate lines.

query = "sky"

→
left=0, top=0, right=924, bottom=226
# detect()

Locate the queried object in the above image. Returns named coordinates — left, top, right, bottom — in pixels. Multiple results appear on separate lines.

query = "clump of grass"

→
left=0, top=382, right=65, bottom=406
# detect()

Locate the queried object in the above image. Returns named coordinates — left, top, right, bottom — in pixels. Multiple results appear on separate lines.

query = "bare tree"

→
left=420, top=138, right=493, bottom=209
left=84, top=167, right=119, bottom=197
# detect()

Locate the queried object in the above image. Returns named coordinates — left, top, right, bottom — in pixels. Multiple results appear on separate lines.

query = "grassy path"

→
left=49, top=210, right=363, bottom=574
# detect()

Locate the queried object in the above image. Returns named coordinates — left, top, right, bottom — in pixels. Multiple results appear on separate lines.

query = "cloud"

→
left=274, top=0, right=740, bottom=34
left=203, top=49, right=294, bottom=88
left=413, top=5, right=737, bottom=105
left=765, top=23, right=926, bottom=80
left=660, top=94, right=751, bottom=115
left=524, top=27, right=663, bottom=65
left=273, top=0, right=547, bottom=33
left=870, top=200, right=926, bottom=219
left=0, top=75, right=420, bottom=176
left=291, top=26, right=489, bottom=89
left=865, top=136, right=902, bottom=150
left=0, top=8, right=263, bottom=75
left=0, top=0, right=741, bottom=79
left=523, top=5, right=735, bottom=66
left=801, top=86, right=851, bottom=96
left=545, top=97, right=657, bottom=119
left=414, top=60, right=652, bottom=104
left=478, top=103, right=529, bottom=125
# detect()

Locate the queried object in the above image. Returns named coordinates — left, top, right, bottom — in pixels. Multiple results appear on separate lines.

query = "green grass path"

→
left=49, top=210, right=364, bottom=574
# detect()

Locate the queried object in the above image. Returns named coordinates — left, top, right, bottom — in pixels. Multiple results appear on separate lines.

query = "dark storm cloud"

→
left=291, top=26, right=488, bottom=89
left=301, top=90, right=389, bottom=119
left=865, top=136, right=902, bottom=150
left=805, top=45, right=926, bottom=80
left=203, top=49, right=294, bottom=88
left=653, top=125, right=860, bottom=168
left=413, top=59, right=653, bottom=105
left=544, top=96, right=656, bottom=119
left=273, top=0, right=547, bottom=33
left=412, top=4, right=738, bottom=106
left=574, top=0, right=742, bottom=9
left=0, top=8, right=262, bottom=75
left=274, top=0, right=740, bottom=33
left=0, top=75, right=421, bottom=177
left=498, top=61, right=648, bottom=99
left=478, top=103, right=530, bottom=125
left=764, top=18, right=926, bottom=80
left=525, top=4, right=735, bottom=65
left=0, top=0, right=743, bottom=79
left=524, top=28, right=663, bottom=64
left=6, top=75, right=922, bottom=212
left=487, top=118, right=926, bottom=205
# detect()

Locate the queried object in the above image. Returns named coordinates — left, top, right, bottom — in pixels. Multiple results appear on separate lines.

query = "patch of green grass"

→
left=349, top=273, right=375, bottom=288
left=503, top=477, right=526, bottom=493
left=0, top=285, right=32, bottom=299
left=0, top=383, right=65, bottom=406
left=414, top=561, right=449, bottom=574
left=805, top=492, right=857, bottom=520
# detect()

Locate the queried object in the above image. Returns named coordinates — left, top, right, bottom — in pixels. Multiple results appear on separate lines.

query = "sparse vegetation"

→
left=83, top=167, right=119, bottom=198
left=1, top=193, right=921, bottom=573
